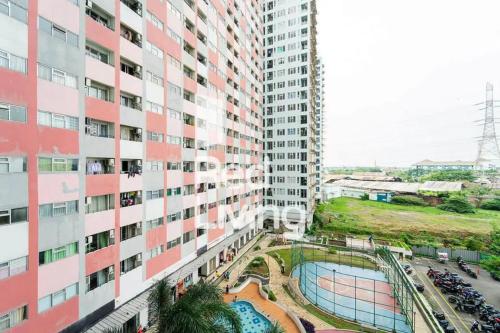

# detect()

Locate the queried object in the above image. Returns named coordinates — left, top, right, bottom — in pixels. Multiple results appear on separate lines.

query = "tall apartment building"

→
left=262, top=0, right=318, bottom=229
left=0, top=0, right=263, bottom=332
left=314, top=57, right=324, bottom=202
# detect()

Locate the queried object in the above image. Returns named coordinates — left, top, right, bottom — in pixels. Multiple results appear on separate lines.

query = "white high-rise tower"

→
left=262, top=0, right=318, bottom=231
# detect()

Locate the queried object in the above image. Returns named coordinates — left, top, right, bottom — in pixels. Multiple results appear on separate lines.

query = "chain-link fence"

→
left=290, top=242, right=414, bottom=333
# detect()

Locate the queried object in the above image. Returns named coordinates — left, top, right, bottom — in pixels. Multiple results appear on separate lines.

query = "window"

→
left=37, top=111, right=78, bottom=130
left=39, top=200, right=78, bottom=219
left=38, top=242, right=78, bottom=265
left=0, top=305, right=28, bottom=332
left=145, top=101, right=163, bottom=114
left=39, top=16, right=79, bottom=47
left=145, top=41, right=164, bottom=59
left=146, top=217, right=163, bottom=230
left=85, top=194, right=115, bottom=214
left=0, top=156, right=26, bottom=174
left=149, top=245, right=164, bottom=259
left=85, top=82, right=110, bottom=101
left=0, top=256, right=27, bottom=280
left=38, top=157, right=78, bottom=172
left=167, top=1, right=181, bottom=20
left=86, top=265, right=114, bottom=293
left=166, top=162, right=180, bottom=170
left=120, top=253, right=142, bottom=275
left=0, top=48, right=27, bottom=74
left=37, top=63, right=77, bottom=88
left=167, top=82, right=182, bottom=96
left=167, top=27, right=182, bottom=45
left=166, top=237, right=181, bottom=249
left=168, top=108, right=181, bottom=120
left=182, top=230, right=195, bottom=244
left=166, top=187, right=181, bottom=196
left=147, top=131, right=164, bottom=143
left=85, top=118, right=114, bottom=138
left=85, top=230, right=115, bottom=253
left=146, top=189, right=164, bottom=200
left=0, top=0, right=28, bottom=23
left=144, top=160, right=163, bottom=172
left=166, top=135, right=181, bottom=145
left=166, top=211, right=181, bottom=223
left=0, top=102, right=26, bottom=123
left=85, top=44, right=110, bottom=64
left=167, top=54, right=181, bottom=69
left=146, top=71, right=164, bottom=86
left=0, top=207, right=28, bottom=226
left=38, top=283, right=78, bottom=313
left=146, top=11, right=164, bottom=30
left=121, top=222, right=142, bottom=241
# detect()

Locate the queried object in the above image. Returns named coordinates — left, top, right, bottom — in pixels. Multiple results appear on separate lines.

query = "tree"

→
left=148, top=279, right=173, bottom=333
left=421, top=170, right=476, bottom=182
left=437, top=196, right=475, bottom=214
left=149, top=280, right=242, bottom=333
left=265, top=321, right=285, bottom=333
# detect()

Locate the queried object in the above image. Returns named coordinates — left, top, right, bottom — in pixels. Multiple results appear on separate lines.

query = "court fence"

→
left=290, top=242, right=415, bottom=333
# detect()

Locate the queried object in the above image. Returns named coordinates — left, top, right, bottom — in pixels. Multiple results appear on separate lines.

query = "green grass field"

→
left=314, top=197, right=500, bottom=250
left=267, top=248, right=376, bottom=275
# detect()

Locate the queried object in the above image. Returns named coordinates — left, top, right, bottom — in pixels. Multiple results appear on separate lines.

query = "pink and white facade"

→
left=0, top=0, right=264, bottom=331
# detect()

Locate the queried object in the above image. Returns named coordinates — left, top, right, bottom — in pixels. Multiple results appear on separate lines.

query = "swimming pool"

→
left=230, top=301, right=272, bottom=333
left=292, top=262, right=412, bottom=333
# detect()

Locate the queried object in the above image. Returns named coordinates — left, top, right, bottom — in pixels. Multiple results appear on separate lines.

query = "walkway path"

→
left=218, top=236, right=333, bottom=330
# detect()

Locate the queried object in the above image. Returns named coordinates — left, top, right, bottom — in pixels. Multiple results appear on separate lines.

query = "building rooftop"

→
left=326, top=179, right=463, bottom=193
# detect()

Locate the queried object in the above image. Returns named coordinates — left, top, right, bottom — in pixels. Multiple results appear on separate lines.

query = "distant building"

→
left=325, top=173, right=401, bottom=183
left=413, top=160, right=475, bottom=172
left=324, top=179, right=464, bottom=201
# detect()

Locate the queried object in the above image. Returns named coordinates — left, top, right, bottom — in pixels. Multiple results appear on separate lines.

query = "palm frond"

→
left=265, top=321, right=285, bottom=333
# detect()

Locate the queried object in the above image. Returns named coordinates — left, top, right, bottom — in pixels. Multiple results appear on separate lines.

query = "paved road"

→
left=410, top=256, right=500, bottom=333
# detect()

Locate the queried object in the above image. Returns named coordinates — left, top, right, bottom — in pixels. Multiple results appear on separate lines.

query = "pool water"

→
left=230, top=301, right=272, bottom=333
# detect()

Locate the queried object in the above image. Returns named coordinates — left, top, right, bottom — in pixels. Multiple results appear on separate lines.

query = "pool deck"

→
left=224, top=282, right=301, bottom=333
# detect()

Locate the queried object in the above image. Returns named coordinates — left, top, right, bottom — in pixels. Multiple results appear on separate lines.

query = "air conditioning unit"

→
left=86, top=0, right=92, bottom=8
left=134, top=96, right=141, bottom=104
left=85, top=197, right=92, bottom=205
left=134, top=65, right=141, bottom=73
left=135, top=128, right=142, bottom=135
left=85, top=78, right=91, bottom=86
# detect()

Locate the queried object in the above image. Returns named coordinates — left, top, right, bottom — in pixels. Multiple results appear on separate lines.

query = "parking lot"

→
left=410, top=256, right=500, bottom=333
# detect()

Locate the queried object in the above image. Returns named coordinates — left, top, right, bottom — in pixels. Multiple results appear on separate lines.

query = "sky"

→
left=317, top=0, right=500, bottom=167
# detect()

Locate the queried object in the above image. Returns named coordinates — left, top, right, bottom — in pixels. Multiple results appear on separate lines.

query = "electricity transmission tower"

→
left=475, top=83, right=500, bottom=169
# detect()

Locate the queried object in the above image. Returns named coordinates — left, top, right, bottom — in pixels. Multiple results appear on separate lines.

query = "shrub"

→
left=360, top=193, right=369, bottom=201
left=480, top=255, right=500, bottom=278
left=250, top=256, right=265, bottom=267
left=465, top=237, right=482, bottom=251
left=267, top=289, right=277, bottom=301
left=480, top=198, right=500, bottom=211
left=391, top=195, right=428, bottom=206
left=437, top=196, right=475, bottom=214
left=254, top=245, right=261, bottom=251
left=328, top=247, right=337, bottom=254
left=299, top=318, right=315, bottom=333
